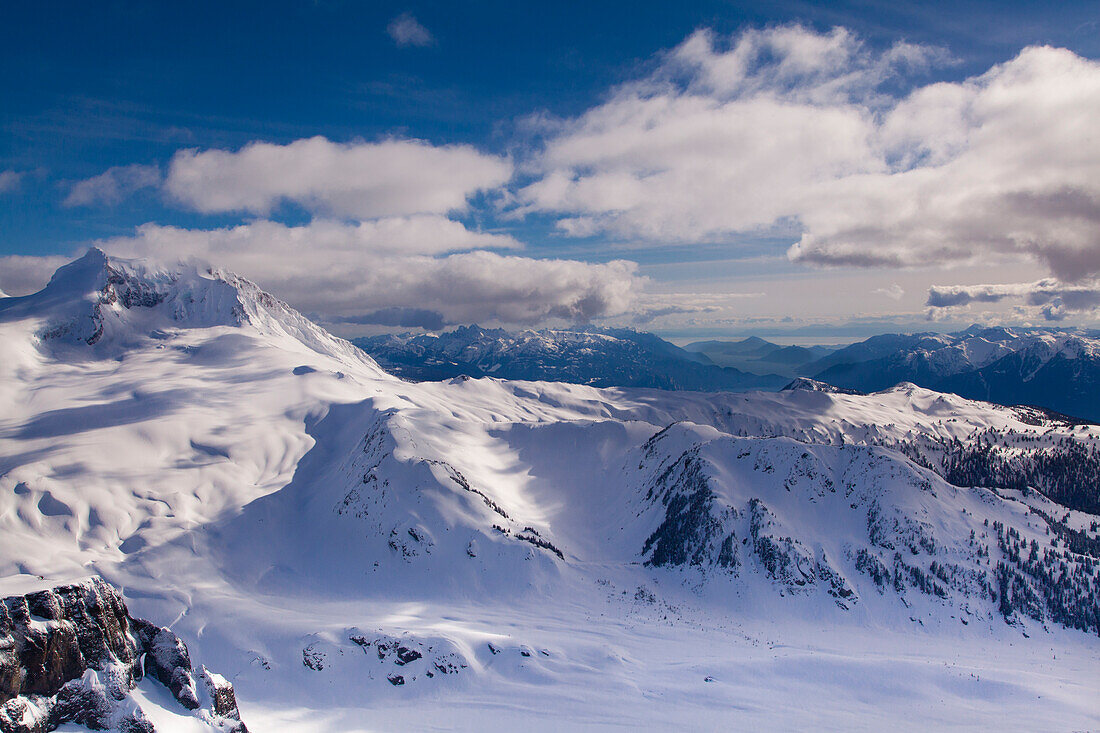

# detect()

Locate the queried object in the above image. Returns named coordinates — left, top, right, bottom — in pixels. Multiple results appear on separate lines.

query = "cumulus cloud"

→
left=7, top=129, right=645, bottom=327
left=0, top=170, right=23, bottom=193
left=792, top=47, right=1100, bottom=281
left=92, top=219, right=641, bottom=326
left=165, top=136, right=511, bottom=219
left=517, top=25, right=937, bottom=240
left=520, top=25, right=1100, bottom=284
left=100, top=216, right=519, bottom=261
left=387, top=12, right=433, bottom=47
left=926, top=279, right=1100, bottom=321
left=64, top=164, right=161, bottom=207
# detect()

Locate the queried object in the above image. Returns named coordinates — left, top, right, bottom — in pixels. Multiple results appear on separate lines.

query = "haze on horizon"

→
left=2, top=0, right=1099, bottom=342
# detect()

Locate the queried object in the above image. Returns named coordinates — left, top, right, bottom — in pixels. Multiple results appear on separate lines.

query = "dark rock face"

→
left=347, top=630, right=468, bottom=685
left=130, top=619, right=199, bottom=710
left=0, top=579, right=137, bottom=705
left=201, top=668, right=247, bottom=733
left=0, top=578, right=247, bottom=733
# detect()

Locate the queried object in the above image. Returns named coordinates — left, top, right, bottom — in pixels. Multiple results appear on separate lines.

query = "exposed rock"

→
left=201, top=667, right=248, bottom=733
left=302, top=645, right=326, bottom=671
left=781, top=377, right=862, bottom=395
left=130, top=619, right=199, bottom=710
left=346, top=630, right=468, bottom=685
left=1, top=578, right=137, bottom=705
left=0, top=578, right=246, bottom=733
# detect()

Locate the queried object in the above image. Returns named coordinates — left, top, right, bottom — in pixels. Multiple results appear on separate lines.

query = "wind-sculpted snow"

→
left=0, top=252, right=1098, bottom=730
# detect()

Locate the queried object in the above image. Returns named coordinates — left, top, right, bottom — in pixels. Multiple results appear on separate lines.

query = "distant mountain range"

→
left=353, top=325, right=789, bottom=392
left=695, top=326, right=1100, bottom=422
left=805, top=327, right=1100, bottom=422
left=684, top=336, right=838, bottom=377
left=356, top=324, right=1100, bottom=422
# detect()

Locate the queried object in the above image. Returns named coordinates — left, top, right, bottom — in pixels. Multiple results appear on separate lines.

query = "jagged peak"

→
left=782, top=377, right=860, bottom=394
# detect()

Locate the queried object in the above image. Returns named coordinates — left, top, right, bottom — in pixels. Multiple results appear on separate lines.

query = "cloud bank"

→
left=927, top=279, right=1100, bottom=321
left=11, top=133, right=640, bottom=327
left=0, top=255, right=71, bottom=296
left=94, top=220, right=642, bottom=326
left=15, top=25, right=1100, bottom=330
left=520, top=25, right=1100, bottom=283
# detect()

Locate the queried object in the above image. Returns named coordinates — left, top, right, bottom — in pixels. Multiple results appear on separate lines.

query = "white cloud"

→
left=387, top=12, right=434, bottom=47
left=926, top=279, right=1100, bottom=321
left=165, top=136, right=511, bottom=220
left=92, top=219, right=641, bottom=326
left=102, top=216, right=519, bottom=260
left=0, top=170, right=24, bottom=193
left=874, top=283, right=905, bottom=300
left=517, top=25, right=935, bottom=241
left=0, top=254, right=71, bottom=296
left=63, top=164, right=161, bottom=207
left=520, top=25, right=1100, bottom=285
left=791, top=46, right=1100, bottom=281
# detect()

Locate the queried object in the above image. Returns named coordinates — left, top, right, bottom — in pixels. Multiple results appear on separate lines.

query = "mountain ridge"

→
left=354, top=324, right=789, bottom=392
left=1, top=251, right=1098, bottom=730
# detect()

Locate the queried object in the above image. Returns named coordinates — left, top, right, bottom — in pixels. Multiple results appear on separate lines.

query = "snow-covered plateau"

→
left=1, top=250, right=1098, bottom=731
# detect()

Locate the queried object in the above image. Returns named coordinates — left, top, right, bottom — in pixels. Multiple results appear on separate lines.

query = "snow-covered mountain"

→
left=1, top=251, right=1098, bottom=731
left=809, top=327, right=1100, bottom=420
left=354, top=325, right=789, bottom=391
left=367, top=324, right=1100, bottom=422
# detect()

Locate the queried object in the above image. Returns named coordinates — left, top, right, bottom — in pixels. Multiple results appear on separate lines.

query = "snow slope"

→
left=1, top=251, right=1098, bottom=731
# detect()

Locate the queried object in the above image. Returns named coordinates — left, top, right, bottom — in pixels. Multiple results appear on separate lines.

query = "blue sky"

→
left=2, top=1, right=1100, bottom=338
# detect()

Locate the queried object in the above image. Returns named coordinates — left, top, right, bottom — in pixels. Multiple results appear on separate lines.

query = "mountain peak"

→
left=1, top=250, right=382, bottom=372
left=42, top=246, right=117, bottom=293
left=781, top=377, right=860, bottom=394
left=2, top=249, right=245, bottom=345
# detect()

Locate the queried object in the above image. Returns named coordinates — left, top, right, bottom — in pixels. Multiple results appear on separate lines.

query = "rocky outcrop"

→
left=130, top=619, right=199, bottom=710
left=200, top=668, right=247, bottom=733
left=0, top=578, right=246, bottom=733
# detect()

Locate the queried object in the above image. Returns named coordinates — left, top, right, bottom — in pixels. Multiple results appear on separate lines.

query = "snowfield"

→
left=1, top=250, right=1098, bottom=731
